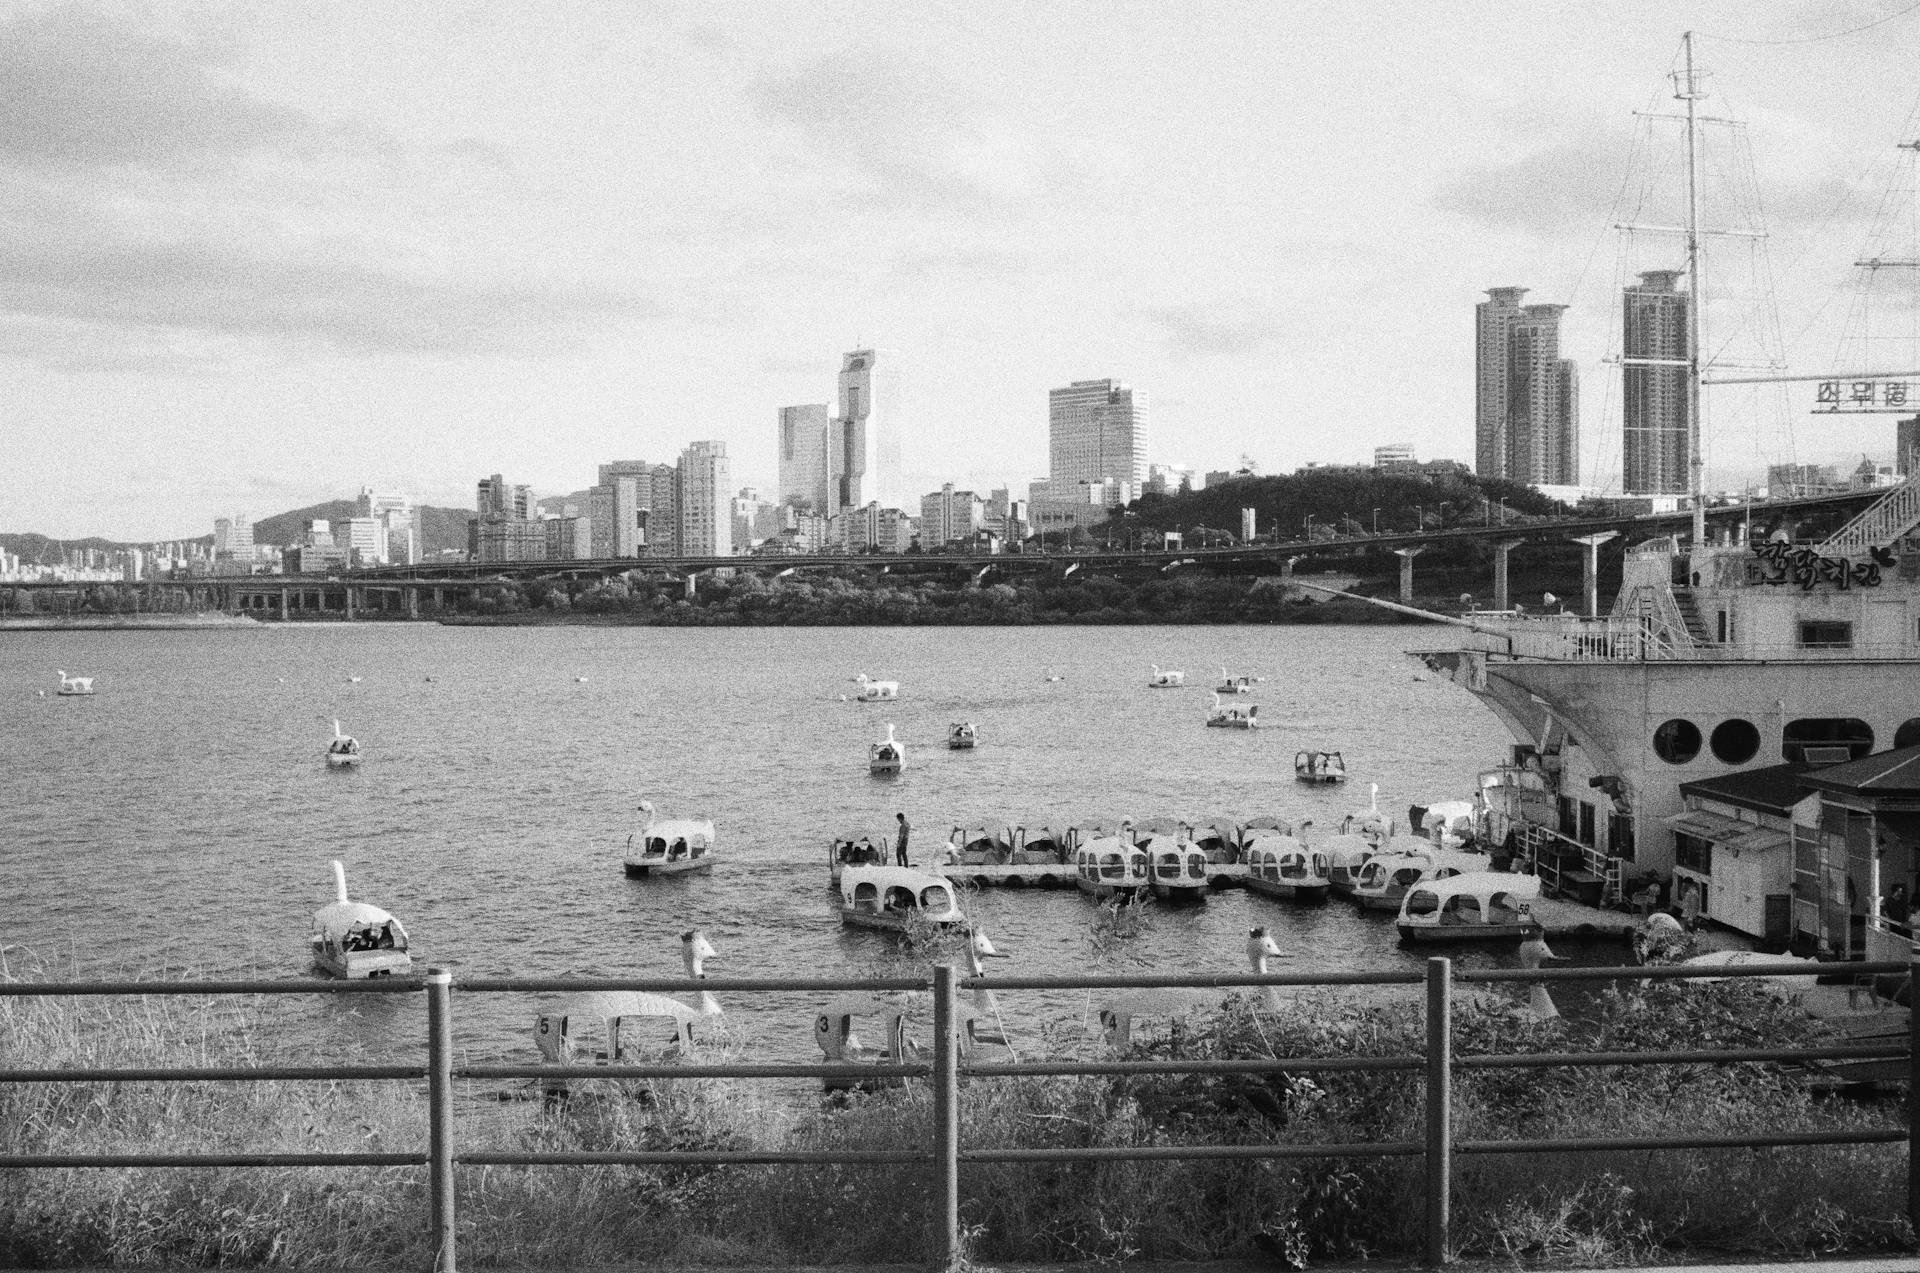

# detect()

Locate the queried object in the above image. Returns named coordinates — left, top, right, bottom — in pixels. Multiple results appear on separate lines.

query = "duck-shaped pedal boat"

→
left=310, top=860, right=411, bottom=979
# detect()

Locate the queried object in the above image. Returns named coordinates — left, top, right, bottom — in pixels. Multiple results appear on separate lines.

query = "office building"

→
left=1374, top=444, right=1418, bottom=472
left=834, top=348, right=903, bottom=510
left=1622, top=270, right=1691, bottom=496
left=355, top=488, right=417, bottom=565
left=333, top=517, right=383, bottom=567
left=1048, top=379, right=1147, bottom=489
left=919, top=484, right=984, bottom=548
left=778, top=404, right=833, bottom=513
left=213, top=515, right=254, bottom=562
left=589, top=461, right=676, bottom=558
left=471, top=473, right=541, bottom=562
left=545, top=516, right=591, bottom=560
left=833, top=502, right=916, bottom=554
left=1476, top=287, right=1579, bottom=485
left=677, top=441, right=732, bottom=557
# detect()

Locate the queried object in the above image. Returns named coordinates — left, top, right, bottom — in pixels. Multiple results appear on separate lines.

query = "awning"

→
left=1665, top=809, right=1788, bottom=853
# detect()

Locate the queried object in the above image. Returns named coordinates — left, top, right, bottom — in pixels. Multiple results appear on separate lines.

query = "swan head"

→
left=1247, top=926, right=1283, bottom=970
left=682, top=928, right=715, bottom=975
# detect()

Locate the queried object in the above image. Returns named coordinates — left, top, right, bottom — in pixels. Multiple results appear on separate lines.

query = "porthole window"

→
left=1783, top=718, right=1874, bottom=764
left=1653, top=718, right=1703, bottom=765
left=1896, top=719, right=1920, bottom=750
left=1710, top=719, right=1761, bottom=764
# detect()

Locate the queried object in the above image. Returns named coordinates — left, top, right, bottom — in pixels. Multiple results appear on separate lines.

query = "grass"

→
left=0, top=959, right=1914, bottom=1268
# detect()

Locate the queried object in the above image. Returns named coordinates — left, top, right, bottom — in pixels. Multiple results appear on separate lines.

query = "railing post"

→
left=427, top=967, right=457, bottom=1273
left=932, top=963, right=960, bottom=1271
left=1909, top=944, right=1920, bottom=1235
left=1425, top=957, right=1452, bottom=1268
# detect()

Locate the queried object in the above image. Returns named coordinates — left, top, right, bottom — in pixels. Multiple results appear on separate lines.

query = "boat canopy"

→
left=1241, top=814, right=1292, bottom=836
left=950, top=824, right=1010, bottom=850
left=1134, top=816, right=1182, bottom=838
left=1400, top=870, right=1542, bottom=914
left=563, top=989, right=706, bottom=1026
left=311, top=900, right=405, bottom=945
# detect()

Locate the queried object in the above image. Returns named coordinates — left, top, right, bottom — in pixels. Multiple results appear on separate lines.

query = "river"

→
left=3, top=622, right=1561, bottom=1071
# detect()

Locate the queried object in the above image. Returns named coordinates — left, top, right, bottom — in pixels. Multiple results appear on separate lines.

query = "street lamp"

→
left=1371, top=507, right=1380, bottom=534
left=1415, top=504, right=1424, bottom=530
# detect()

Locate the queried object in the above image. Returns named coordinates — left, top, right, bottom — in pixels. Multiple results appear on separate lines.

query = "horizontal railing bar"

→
left=967, top=972, right=1427, bottom=990
left=464, top=1063, right=923, bottom=1081
left=458, top=976, right=929, bottom=994
left=0, top=979, right=423, bottom=997
left=1457, top=1043, right=1908, bottom=1069
left=1456, top=961, right=1909, bottom=985
left=461, top=1150, right=927, bottom=1166
left=0, top=1065, right=425, bottom=1083
left=965, top=1056, right=1426, bottom=1077
left=1458, top=1129, right=1909, bottom=1155
left=0, top=1153, right=423, bottom=1168
left=963, top=1141, right=1426, bottom=1163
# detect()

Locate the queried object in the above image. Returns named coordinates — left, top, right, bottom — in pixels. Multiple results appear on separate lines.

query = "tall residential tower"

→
left=1048, top=379, right=1148, bottom=488
left=1475, top=287, right=1579, bottom=486
left=1622, top=269, right=1691, bottom=496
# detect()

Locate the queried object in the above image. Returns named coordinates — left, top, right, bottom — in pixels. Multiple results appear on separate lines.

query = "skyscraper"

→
left=1048, top=379, right=1147, bottom=488
left=676, top=441, right=732, bottom=557
left=778, top=404, right=832, bottom=513
left=833, top=348, right=903, bottom=510
left=1622, top=270, right=1690, bottom=496
left=1475, top=288, right=1579, bottom=485
left=591, top=460, right=673, bottom=557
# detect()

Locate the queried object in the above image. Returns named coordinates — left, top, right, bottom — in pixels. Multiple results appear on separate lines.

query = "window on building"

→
left=1578, top=802, right=1596, bottom=847
left=1897, top=719, right=1920, bottom=750
left=1557, top=796, right=1577, bottom=838
left=1709, top=718, right=1761, bottom=764
left=1653, top=718, right=1703, bottom=764
left=1799, top=620, right=1854, bottom=650
left=1783, top=718, right=1874, bottom=764
left=1608, top=811, right=1636, bottom=862
left=1674, top=832, right=1712, bottom=875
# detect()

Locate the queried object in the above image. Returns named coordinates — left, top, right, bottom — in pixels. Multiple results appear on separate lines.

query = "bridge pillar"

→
left=1393, top=546, right=1426, bottom=604
left=1572, top=532, right=1620, bottom=619
left=408, top=585, right=420, bottom=620
left=684, top=573, right=697, bottom=599
left=344, top=586, right=355, bottom=621
left=1491, top=540, right=1524, bottom=612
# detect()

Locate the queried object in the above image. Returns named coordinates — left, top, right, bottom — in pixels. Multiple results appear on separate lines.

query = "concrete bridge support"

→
left=1491, top=540, right=1524, bottom=612
left=1393, top=546, right=1425, bottom=604
left=1572, top=532, right=1620, bottom=619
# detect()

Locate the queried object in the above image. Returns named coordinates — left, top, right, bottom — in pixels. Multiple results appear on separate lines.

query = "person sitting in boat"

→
left=669, top=837, right=688, bottom=859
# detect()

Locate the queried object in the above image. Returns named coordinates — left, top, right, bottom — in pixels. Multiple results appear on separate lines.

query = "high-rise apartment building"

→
left=355, top=488, right=417, bottom=565
left=677, top=441, right=733, bottom=557
left=834, top=348, right=903, bottom=511
left=1475, top=288, right=1579, bottom=485
left=1048, top=379, right=1148, bottom=489
left=471, top=474, right=540, bottom=562
left=589, top=460, right=678, bottom=557
left=778, top=404, right=833, bottom=513
left=919, top=484, right=984, bottom=547
left=213, top=515, right=253, bottom=561
left=1622, top=270, right=1691, bottom=496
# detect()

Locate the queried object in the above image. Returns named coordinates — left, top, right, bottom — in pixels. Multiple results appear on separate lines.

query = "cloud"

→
left=891, top=245, right=1034, bottom=281
left=1148, top=303, right=1283, bottom=358
left=749, top=52, right=1111, bottom=213
left=0, top=4, right=318, bottom=171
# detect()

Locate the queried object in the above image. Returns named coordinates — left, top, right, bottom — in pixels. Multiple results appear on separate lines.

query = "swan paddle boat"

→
left=932, top=823, right=1067, bottom=888
left=55, top=670, right=94, bottom=696
left=310, top=860, right=411, bottom=979
left=1139, top=822, right=1210, bottom=905
left=1206, top=694, right=1259, bottom=729
left=1395, top=871, right=1544, bottom=944
left=1148, top=664, right=1185, bottom=688
left=534, top=929, right=722, bottom=1064
left=837, top=864, right=967, bottom=933
left=1073, top=821, right=1150, bottom=902
left=1340, top=784, right=1394, bottom=845
left=1242, top=833, right=1332, bottom=903
left=325, top=721, right=362, bottom=768
left=1319, top=833, right=1378, bottom=899
left=622, top=801, right=715, bottom=878
left=1215, top=669, right=1255, bottom=694
left=869, top=723, right=904, bottom=775
left=1351, top=845, right=1492, bottom=912
left=1294, top=750, right=1347, bottom=783
left=853, top=673, right=900, bottom=702
left=947, top=721, right=978, bottom=750
left=829, top=828, right=892, bottom=886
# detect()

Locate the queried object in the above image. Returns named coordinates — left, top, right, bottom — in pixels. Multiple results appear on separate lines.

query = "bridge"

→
left=0, top=487, right=1884, bottom=621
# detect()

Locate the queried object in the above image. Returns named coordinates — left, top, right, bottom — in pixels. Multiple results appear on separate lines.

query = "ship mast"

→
left=1679, top=30, right=1708, bottom=547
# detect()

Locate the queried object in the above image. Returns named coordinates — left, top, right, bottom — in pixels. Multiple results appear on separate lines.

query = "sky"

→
left=7, top=0, right=1920, bottom=542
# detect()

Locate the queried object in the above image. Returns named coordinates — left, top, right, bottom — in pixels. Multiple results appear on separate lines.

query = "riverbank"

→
left=0, top=612, right=260, bottom=631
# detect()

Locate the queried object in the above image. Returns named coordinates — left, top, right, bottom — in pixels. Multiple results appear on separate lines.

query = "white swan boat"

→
left=1396, top=871, right=1544, bottom=943
left=1319, top=833, right=1378, bottom=899
left=622, top=801, right=715, bottom=878
left=1243, top=833, right=1332, bottom=903
left=1073, top=822, right=1150, bottom=902
left=310, top=860, right=411, bottom=979
left=828, top=828, right=892, bottom=886
left=869, top=723, right=904, bottom=775
left=1206, top=694, right=1259, bottom=729
left=1350, top=845, right=1492, bottom=912
left=535, top=930, right=722, bottom=1062
left=1215, top=669, right=1255, bottom=694
left=1148, top=664, right=1185, bottom=688
left=1138, top=820, right=1210, bottom=904
left=947, top=721, right=978, bottom=750
left=837, top=864, right=967, bottom=932
left=325, top=720, right=362, bottom=768
left=1294, top=750, right=1347, bottom=783
left=55, top=669, right=94, bottom=696
left=853, top=673, right=900, bottom=702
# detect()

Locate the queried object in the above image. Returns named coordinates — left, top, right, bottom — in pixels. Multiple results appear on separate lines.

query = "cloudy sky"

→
left=6, top=0, right=1920, bottom=541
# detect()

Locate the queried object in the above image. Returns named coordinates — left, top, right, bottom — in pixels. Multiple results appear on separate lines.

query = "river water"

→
left=3, top=622, right=1552, bottom=1070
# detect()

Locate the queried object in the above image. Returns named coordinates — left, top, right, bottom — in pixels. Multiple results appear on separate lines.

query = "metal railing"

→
left=2, top=960, right=1916, bottom=1272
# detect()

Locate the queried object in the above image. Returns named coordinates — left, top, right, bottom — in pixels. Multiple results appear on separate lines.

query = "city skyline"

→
left=6, top=3, right=1920, bottom=542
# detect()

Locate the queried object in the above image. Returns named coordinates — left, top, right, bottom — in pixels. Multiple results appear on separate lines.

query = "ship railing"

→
left=1505, top=821, right=1621, bottom=905
left=1456, top=622, right=1918, bottom=664
left=3, top=963, right=1916, bottom=1271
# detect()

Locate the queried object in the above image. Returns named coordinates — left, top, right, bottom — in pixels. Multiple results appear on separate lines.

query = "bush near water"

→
left=2, top=960, right=1912, bottom=1269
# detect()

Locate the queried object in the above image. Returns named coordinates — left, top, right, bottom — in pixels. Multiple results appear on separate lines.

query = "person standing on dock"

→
left=895, top=812, right=911, bottom=866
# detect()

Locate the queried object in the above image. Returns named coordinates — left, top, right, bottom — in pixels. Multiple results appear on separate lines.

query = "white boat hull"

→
left=623, top=856, right=715, bottom=878
left=326, top=753, right=361, bottom=768
left=1243, top=876, right=1331, bottom=903
left=312, top=945, right=412, bottom=979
